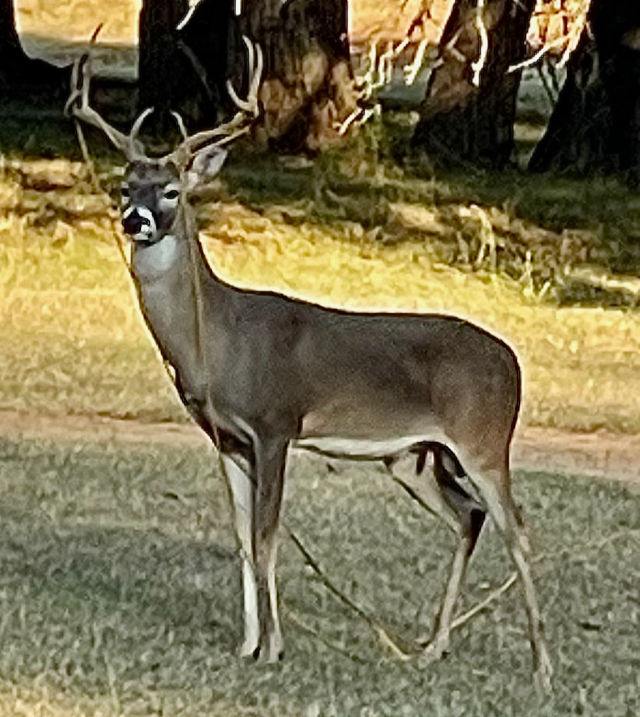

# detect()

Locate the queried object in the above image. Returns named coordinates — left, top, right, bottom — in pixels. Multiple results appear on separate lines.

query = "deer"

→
left=66, top=37, right=552, bottom=692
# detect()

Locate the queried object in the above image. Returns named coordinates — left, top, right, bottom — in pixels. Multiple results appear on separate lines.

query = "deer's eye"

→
left=121, top=186, right=130, bottom=198
left=163, top=189, right=180, bottom=201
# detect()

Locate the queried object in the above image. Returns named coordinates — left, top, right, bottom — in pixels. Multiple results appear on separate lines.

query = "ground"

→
left=0, top=418, right=637, bottom=716
left=1, top=407, right=639, bottom=489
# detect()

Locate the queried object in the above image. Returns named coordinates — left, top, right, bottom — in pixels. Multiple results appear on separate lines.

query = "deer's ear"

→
left=186, top=148, right=229, bottom=190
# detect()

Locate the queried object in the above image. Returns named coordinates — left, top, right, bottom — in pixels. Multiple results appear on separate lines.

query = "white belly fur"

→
left=294, top=434, right=440, bottom=459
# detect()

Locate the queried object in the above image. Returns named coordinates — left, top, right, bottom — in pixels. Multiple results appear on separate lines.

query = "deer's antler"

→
left=66, top=26, right=147, bottom=160
left=168, top=35, right=263, bottom=165
left=68, top=31, right=262, bottom=166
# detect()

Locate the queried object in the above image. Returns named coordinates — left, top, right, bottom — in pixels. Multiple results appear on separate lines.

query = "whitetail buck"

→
left=67, top=38, right=552, bottom=691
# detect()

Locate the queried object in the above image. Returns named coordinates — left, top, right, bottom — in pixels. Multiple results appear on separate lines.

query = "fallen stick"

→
left=285, top=522, right=520, bottom=660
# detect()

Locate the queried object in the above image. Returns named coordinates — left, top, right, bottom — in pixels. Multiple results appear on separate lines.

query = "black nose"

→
left=122, top=211, right=149, bottom=236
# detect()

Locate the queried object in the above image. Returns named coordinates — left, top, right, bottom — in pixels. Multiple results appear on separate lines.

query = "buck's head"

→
left=67, top=35, right=262, bottom=245
left=119, top=149, right=228, bottom=244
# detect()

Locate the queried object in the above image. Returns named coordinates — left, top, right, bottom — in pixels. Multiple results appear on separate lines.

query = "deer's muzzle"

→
left=122, top=206, right=157, bottom=241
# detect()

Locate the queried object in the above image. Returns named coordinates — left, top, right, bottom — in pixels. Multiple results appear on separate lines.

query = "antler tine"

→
left=249, top=43, right=264, bottom=111
left=170, top=111, right=189, bottom=141
left=128, top=107, right=154, bottom=156
left=227, top=36, right=262, bottom=116
left=67, top=36, right=146, bottom=159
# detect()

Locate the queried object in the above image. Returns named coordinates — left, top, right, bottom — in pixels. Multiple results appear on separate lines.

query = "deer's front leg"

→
left=252, top=436, right=288, bottom=663
left=219, top=449, right=259, bottom=658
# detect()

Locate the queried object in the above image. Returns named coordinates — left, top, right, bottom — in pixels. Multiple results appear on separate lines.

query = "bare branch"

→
left=471, top=0, right=489, bottom=87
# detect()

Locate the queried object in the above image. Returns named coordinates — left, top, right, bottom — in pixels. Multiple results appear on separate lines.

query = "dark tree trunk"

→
left=138, top=0, right=189, bottom=124
left=138, top=0, right=236, bottom=132
left=0, top=0, right=64, bottom=90
left=0, top=0, right=24, bottom=68
left=530, top=1, right=640, bottom=184
left=177, top=0, right=236, bottom=126
left=528, top=32, right=613, bottom=174
left=591, top=0, right=640, bottom=183
left=412, top=0, right=537, bottom=169
left=240, top=0, right=358, bottom=152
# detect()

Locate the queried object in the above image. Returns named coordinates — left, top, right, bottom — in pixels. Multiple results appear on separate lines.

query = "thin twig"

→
left=74, top=120, right=100, bottom=191
left=285, top=524, right=414, bottom=659
left=283, top=605, right=369, bottom=663
left=471, top=0, right=488, bottom=87
left=508, top=36, right=566, bottom=74
left=285, top=521, right=524, bottom=661
left=74, top=120, right=132, bottom=276
left=451, top=572, right=518, bottom=629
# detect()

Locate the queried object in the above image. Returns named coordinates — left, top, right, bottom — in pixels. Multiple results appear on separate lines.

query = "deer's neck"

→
left=130, top=209, right=223, bottom=394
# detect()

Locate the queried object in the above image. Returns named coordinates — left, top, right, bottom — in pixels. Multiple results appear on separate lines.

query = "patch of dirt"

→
left=513, top=426, right=640, bottom=488
left=0, top=409, right=637, bottom=489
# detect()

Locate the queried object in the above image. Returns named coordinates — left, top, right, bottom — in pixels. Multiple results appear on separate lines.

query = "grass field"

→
left=0, top=142, right=639, bottom=433
left=0, top=434, right=637, bottom=716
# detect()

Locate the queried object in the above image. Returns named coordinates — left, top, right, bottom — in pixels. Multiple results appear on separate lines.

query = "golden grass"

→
left=0, top=155, right=638, bottom=433
left=18, top=0, right=139, bottom=46
left=204, top=201, right=640, bottom=432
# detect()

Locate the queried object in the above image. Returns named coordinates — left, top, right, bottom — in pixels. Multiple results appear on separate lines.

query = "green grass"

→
left=0, top=435, right=637, bottom=715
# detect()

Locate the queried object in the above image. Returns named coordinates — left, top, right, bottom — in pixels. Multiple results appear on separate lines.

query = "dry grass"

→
left=1, top=148, right=639, bottom=433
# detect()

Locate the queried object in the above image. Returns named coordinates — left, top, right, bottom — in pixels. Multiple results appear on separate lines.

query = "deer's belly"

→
left=294, top=433, right=444, bottom=460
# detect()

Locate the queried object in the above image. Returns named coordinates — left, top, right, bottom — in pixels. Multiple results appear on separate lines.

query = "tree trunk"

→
left=178, top=0, right=236, bottom=126
left=412, top=0, right=537, bottom=169
left=530, top=1, right=640, bottom=184
left=138, top=0, right=238, bottom=133
left=0, top=0, right=24, bottom=69
left=528, top=31, right=612, bottom=174
left=591, top=0, right=640, bottom=183
left=240, top=0, right=358, bottom=153
left=0, top=0, right=63, bottom=89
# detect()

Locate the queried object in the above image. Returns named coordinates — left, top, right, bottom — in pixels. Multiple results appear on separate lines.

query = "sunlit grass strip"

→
left=0, top=173, right=638, bottom=432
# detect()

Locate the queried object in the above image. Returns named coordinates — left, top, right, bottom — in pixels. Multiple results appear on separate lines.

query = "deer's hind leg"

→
left=463, top=458, right=552, bottom=692
left=385, top=444, right=486, bottom=661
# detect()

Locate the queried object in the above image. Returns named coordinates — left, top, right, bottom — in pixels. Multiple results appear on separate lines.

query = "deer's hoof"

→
left=238, top=640, right=259, bottom=659
left=251, top=639, right=283, bottom=664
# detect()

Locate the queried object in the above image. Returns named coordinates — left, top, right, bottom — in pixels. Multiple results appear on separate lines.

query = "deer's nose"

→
left=122, top=207, right=154, bottom=238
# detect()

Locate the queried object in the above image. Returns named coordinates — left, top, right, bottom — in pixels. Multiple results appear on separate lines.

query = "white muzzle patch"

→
left=123, top=205, right=158, bottom=242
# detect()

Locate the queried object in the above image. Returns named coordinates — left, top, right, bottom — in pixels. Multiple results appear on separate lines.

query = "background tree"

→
left=138, top=0, right=237, bottom=131
left=0, top=0, right=63, bottom=89
left=411, top=0, right=537, bottom=169
left=530, top=0, right=640, bottom=184
left=240, top=0, right=358, bottom=152
left=138, top=0, right=188, bottom=125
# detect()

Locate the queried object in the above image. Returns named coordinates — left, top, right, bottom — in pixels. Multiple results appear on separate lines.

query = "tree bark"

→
left=177, top=0, right=236, bottom=126
left=528, top=31, right=612, bottom=174
left=0, top=0, right=63, bottom=89
left=138, top=0, right=238, bottom=133
left=591, top=0, right=640, bottom=183
left=412, top=0, right=537, bottom=169
left=240, top=0, right=358, bottom=153
left=530, top=1, right=640, bottom=184
left=0, top=0, right=24, bottom=67
left=138, top=0, right=189, bottom=122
